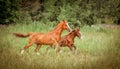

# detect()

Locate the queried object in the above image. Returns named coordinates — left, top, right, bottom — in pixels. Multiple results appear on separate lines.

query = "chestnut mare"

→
left=47, top=29, right=82, bottom=53
left=13, top=20, right=72, bottom=55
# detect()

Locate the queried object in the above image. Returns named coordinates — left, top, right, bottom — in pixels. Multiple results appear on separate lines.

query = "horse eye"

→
left=65, top=24, right=67, bottom=26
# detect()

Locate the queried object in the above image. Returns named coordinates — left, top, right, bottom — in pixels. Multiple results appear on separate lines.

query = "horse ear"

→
left=63, top=20, right=66, bottom=23
left=74, top=27, right=78, bottom=30
left=75, top=28, right=80, bottom=31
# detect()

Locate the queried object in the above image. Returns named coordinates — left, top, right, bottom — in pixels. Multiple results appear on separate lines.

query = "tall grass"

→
left=0, top=22, right=120, bottom=69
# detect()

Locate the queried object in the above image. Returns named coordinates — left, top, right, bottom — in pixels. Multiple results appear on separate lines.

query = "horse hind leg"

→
left=21, top=42, right=34, bottom=54
left=34, top=45, right=42, bottom=55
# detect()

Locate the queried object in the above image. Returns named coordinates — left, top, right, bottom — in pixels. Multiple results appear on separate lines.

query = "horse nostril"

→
left=68, top=29, right=71, bottom=32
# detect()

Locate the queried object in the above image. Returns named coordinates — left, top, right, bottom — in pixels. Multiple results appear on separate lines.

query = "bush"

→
left=0, top=0, right=21, bottom=24
left=1, top=0, right=119, bottom=25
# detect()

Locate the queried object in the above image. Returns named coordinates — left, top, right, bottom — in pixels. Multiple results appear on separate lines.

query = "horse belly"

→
left=59, top=40, right=69, bottom=47
left=36, top=38, right=54, bottom=45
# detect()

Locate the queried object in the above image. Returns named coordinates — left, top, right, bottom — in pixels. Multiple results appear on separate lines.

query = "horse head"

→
left=62, top=20, right=72, bottom=32
left=74, top=28, right=82, bottom=39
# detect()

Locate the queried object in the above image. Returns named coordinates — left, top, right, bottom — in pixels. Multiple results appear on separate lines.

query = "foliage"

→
left=39, top=0, right=120, bottom=26
left=0, top=0, right=120, bottom=25
left=12, top=11, right=33, bottom=24
left=0, top=0, right=21, bottom=24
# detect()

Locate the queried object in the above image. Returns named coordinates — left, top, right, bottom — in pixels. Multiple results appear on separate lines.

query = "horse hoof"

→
left=21, top=50, right=24, bottom=54
left=36, top=52, right=40, bottom=55
left=60, top=50, right=63, bottom=53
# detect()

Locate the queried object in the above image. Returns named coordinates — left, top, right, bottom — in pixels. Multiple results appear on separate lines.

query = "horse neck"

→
left=51, top=24, right=63, bottom=36
left=68, top=32, right=76, bottom=40
left=55, top=26, right=63, bottom=35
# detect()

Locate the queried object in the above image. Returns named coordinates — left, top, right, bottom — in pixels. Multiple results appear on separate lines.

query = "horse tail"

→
left=13, top=32, right=32, bottom=38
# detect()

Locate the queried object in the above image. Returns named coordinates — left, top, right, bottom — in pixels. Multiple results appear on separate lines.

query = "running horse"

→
left=46, top=28, right=82, bottom=53
left=58, top=29, right=82, bottom=52
left=13, top=20, right=72, bottom=55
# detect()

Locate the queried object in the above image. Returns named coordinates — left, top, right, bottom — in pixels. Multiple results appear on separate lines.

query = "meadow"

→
left=0, top=22, right=120, bottom=69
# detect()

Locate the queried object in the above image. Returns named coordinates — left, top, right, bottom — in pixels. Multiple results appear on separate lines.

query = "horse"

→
left=13, top=20, right=72, bottom=55
left=47, top=28, right=82, bottom=53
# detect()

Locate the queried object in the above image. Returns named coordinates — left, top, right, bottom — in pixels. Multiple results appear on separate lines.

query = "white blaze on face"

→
left=79, top=31, right=83, bottom=39
left=66, top=22, right=72, bottom=31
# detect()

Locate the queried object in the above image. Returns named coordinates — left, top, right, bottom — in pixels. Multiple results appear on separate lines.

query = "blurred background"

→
left=0, top=0, right=120, bottom=26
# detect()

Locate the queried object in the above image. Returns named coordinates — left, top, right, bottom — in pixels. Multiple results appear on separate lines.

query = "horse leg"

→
left=55, top=44, right=61, bottom=53
left=72, top=44, right=77, bottom=54
left=68, top=44, right=76, bottom=54
left=73, top=45, right=76, bottom=50
left=21, top=41, right=34, bottom=54
left=46, top=45, right=52, bottom=54
left=52, top=38, right=61, bottom=53
left=67, top=46, right=74, bottom=55
left=46, top=45, right=53, bottom=51
left=68, top=46, right=73, bottom=51
left=34, top=45, right=42, bottom=55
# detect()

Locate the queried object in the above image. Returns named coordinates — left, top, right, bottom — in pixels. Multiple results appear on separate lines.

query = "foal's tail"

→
left=13, top=32, right=32, bottom=38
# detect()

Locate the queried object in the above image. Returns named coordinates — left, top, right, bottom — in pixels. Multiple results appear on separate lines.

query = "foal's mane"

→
left=68, top=28, right=79, bottom=35
left=67, top=30, right=75, bottom=35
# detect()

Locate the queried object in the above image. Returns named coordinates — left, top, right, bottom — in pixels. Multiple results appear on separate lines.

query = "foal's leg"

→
left=68, top=44, right=76, bottom=54
left=21, top=41, right=34, bottom=54
left=68, top=46, right=73, bottom=51
left=34, top=45, right=42, bottom=55
left=68, top=46, right=74, bottom=55
left=72, top=45, right=76, bottom=50
left=72, top=44, right=77, bottom=54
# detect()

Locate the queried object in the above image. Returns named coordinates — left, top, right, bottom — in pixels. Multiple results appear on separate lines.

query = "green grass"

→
left=0, top=22, right=120, bottom=69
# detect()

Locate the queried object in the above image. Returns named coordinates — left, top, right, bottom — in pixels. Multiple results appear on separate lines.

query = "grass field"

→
left=0, top=22, right=120, bottom=69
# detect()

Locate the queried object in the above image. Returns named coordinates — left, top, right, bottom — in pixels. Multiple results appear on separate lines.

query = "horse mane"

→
left=54, top=21, right=64, bottom=30
left=66, top=29, right=79, bottom=36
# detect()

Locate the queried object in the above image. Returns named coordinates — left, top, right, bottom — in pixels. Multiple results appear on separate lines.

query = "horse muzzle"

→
left=68, top=28, right=72, bottom=32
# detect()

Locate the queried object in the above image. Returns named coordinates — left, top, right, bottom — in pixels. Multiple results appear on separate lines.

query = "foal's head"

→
left=72, top=29, right=82, bottom=39
left=61, top=20, right=72, bottom=32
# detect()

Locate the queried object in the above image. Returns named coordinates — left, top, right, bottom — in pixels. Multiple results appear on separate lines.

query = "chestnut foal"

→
left=47, top=28, right=82, bottom=53
left=59, top=29, right=82, bottom=52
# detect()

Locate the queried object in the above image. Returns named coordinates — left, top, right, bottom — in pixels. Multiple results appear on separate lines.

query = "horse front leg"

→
left=68, top=46, right=73, bottom=51
left=55, top=43, right=61, bottom=53
left=46, top=45, right=53, bottom=54
left=52, top=38, right=61, bottom=54
left=72, top=45, right=76, bottom=50
left=68, top=44, right=77, bottom=54
left=72, top=44, right=77, bottom=54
